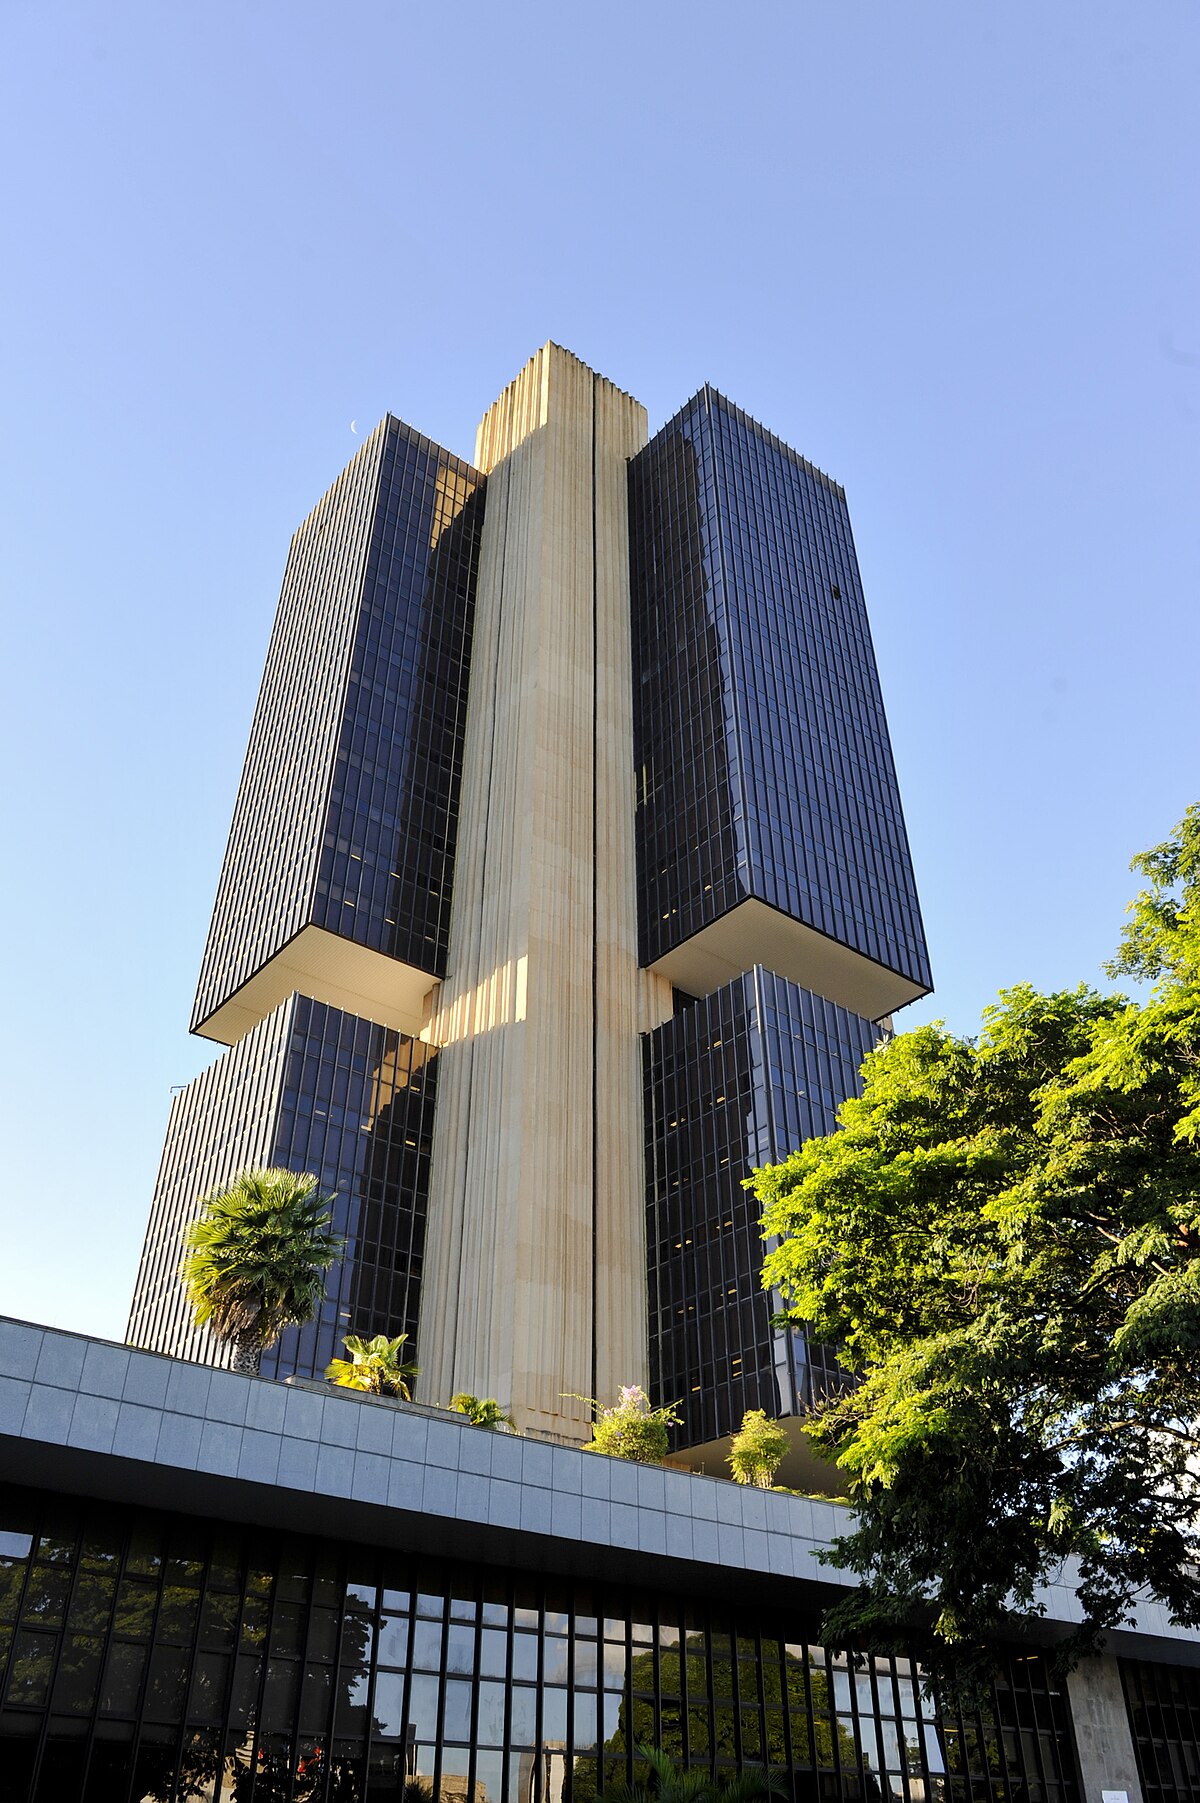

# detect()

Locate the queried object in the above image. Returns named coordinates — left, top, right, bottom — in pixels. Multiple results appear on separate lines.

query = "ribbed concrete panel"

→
left=592, top=375, right=661, bottom=1403
left=1067, top=1657, right=1145, bottom=1801
left=422, top=346, right=649, bottom=1439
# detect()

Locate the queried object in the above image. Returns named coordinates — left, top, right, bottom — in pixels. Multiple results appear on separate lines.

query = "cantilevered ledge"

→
left=649, top=897, right=929, bottom=1023
left=192, top=924, right=437, bottom=1046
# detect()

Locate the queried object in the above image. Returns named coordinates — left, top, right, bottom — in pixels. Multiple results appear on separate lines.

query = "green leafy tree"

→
left=180, top=1168, right=343, bottom=1374
left=751, top=803, right=1200, bottom=1695
left=596, top=1741, right=786, bottom=1803
left=727, top=1411, right=791, bottom=1488
left=578, top=1386, right=682, bottom=1464
left=449, top=1392, right=514, bottom=1429
left=326, top=1333, right=419, bottom=1400
left=594, top=1642, right=860, bottom=1783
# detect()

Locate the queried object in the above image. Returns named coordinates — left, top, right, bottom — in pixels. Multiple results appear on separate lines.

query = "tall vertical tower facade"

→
left=129, top=346, right=930, bottom=1444
left=628, top=387, right=931, bottom=1451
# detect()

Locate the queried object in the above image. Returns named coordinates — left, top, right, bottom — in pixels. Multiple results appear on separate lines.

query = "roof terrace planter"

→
left=285, top=1375, right=488, bottom=1428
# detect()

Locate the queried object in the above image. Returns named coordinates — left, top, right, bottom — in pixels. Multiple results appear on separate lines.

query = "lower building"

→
left=0, top=1317, right=1182, bottom=1803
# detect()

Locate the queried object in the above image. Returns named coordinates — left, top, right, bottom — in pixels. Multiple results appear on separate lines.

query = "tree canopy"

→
left=751, top=803, right=1200, bottom=1691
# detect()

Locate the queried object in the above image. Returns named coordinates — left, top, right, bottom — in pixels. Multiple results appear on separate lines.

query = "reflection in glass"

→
left=477, top=1681, right=507, bottom=1747
left=446, top=1623, right=475, bottom=1675
left=479, top=1628, right=508, bottom=1679
left=542, top=1636, right=569, bottom=1684
left=378, top=1614, right=409, bottom=1668
left=509, top=1687, right=536, bottom=1748
left=373, top=1668, right=405, bottom=1739
left=408, top=1671, right=441, bottom=1744
left=0, top=1490, right=1080, bottom=1800
left=511, top=1634, right=538, bottom=1684
left=443, top=1678, right=473, bottom=1742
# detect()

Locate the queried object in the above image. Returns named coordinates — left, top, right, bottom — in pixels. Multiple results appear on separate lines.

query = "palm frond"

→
left=326, top=1332, right=418, bottom=1398
left=180, top=1167, right=344, bottom=1354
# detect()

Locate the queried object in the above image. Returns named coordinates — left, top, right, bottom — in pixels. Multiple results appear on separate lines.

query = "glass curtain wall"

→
left=128, top=998, right=437, bottom=1384
left=628, top=387, right=929, bottom=994
left=0, top=1486, right=1080, bottom=1803
left=644, top=970, right=877, bottom=1447
left=1121, top=1657, right=1200, bottom=1801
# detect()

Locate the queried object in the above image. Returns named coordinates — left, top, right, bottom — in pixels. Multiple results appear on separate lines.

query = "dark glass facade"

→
left=1122, top=1657, right=1200, bottom=1801
left=628, top=387, right=930, bottom=999
left=644, top=969, right=878, bottom=1447
left=0, top=1484, right=1082, bottom=1803
left=134, top=409, right=481, bottom=1381
left=133, top=370, right=929, bottom=1448
left=192, top=420, right=484, bottom=1036
left=128, top=997, right=437, bottom=1382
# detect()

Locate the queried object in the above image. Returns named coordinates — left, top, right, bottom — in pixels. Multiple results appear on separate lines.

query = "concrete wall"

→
left=0, top=1317, right=862, bottom=1606
left=2, top=1314, right=1197, bottom=1790
left=1066, top=1656, right=1145, bottom=1803
left=421, top=345, right=667, bottom=1440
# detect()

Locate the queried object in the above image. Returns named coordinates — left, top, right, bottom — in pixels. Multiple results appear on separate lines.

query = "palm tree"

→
left=180, top=1167, right=343, bottom=1374
left=597, top=1747, right=787, bottom=1803
left=449, top=1393, right=515, bottom=1429
left=326, top=1333, right=419, bottom=1400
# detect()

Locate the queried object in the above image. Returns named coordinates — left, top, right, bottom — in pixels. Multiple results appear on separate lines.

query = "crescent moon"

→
left=350, top=420, right=358, bottom=434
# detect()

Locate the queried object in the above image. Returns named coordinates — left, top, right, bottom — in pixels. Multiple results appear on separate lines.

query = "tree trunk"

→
left=230, top=1331, right=261, bottom=1376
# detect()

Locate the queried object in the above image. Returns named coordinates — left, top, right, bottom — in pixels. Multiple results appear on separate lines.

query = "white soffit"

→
left=195, top=924, right=437, bottom=1045
left=650, top=898, right=928, bottom=1023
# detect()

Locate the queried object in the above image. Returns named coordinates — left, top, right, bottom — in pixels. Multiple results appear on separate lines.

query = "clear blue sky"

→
left=2, top=1, right=1197, bottom=1342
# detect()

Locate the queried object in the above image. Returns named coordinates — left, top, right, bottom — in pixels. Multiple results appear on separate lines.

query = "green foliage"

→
left=595, top=1740, right=787, bottom=1803
left=180, top=1167, right=343, bottom=1369
left=449, top=1393, right=514, bottom=1429
left=579, top=1386, right=682, bottom=1464
left=728, top=1411, right=791, bottom=1488
left=595, top=1643, right=857, bottom=1782
left=750, top=804, right=1200, bottom=1695
left=325, top=1333, right=419, bottom=1400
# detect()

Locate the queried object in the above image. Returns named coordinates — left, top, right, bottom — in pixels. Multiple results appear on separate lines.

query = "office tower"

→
left=629, top=385, right=930, bottom=1454
left=128, top=416, right=482, bottom=1375
left=9, top=345, right=1164, bottom=1802
left=128, top=345, right=930, bottom=1446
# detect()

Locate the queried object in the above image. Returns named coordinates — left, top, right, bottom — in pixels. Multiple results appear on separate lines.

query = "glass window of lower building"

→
left=0, top=1485, right=1082, bottom=1803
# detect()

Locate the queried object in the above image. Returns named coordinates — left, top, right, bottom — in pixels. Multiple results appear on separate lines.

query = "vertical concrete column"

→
left=1065, top=1656, right=1144, bottom=1803
left=592, top=375, right=662, bottom=1406
left=420, top=344, right=650, bottom=1438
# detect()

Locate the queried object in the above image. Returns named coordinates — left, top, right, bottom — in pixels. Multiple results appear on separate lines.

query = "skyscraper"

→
left=15, top=344, right=1160, bottom=1799
left=128, top=344, right=930, bottom=1450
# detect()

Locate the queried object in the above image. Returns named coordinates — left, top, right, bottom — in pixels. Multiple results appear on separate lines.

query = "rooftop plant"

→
left=326, top=1333, right=419, bottom=1400
left=449, top=1393, right=514, bottom=1430
left=728, top=1409, right=791, bottom=1489
left=578, top=1385, right=681, bottom=1465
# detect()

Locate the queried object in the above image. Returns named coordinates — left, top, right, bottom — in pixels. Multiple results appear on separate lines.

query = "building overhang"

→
left=649, top=897, right=929, bottom=1023
left=192, top=924, right=438, bottom=1046
left=2, top=1317, right=1197, bottom=1668
left=668, top=1414, right=851, bottom=1498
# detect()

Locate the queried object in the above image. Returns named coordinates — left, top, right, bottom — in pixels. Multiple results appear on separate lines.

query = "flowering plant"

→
left=574, top=1384, right=682, bottom=1465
